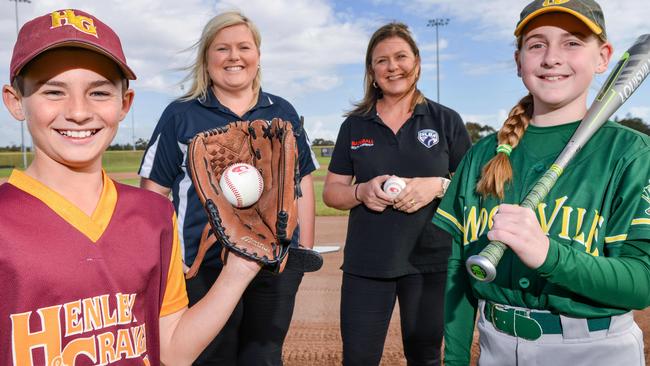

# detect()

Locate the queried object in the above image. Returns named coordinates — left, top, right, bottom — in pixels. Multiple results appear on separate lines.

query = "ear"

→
left=2, top=85, right=25, bottom=121
left=595, top=42, right=613, bottom=74
left=118, top=88, right=135, bottom=123
left=514, top=50, right=522, bottom=77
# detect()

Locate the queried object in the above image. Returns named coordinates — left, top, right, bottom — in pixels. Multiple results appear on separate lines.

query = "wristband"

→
left=440, top=178, right=451, bottom=197
left=354, top=183, right=361, bottom=202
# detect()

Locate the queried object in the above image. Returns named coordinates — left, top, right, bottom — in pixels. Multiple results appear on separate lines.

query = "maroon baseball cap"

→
left=9, top=9, right=136, bottom=83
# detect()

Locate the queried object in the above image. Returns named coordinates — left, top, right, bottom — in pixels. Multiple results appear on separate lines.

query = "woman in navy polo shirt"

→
left=323, top=22, right=471, bottom=366
left=138, top=11, right=318, bottom=366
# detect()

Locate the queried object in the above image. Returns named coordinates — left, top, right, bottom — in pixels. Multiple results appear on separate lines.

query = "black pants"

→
left=340, top=271, right=447, bottom=366
left=187, top=264, right=304, bottom=366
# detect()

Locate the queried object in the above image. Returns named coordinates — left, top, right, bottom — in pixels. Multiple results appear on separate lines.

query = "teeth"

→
left=545, top=76, right=563, bottom=81
left=226, top=66, right=243, bottom=71
left=58, top=130, right=97, bottom=138
left=388, top=75, right=402, bottom=80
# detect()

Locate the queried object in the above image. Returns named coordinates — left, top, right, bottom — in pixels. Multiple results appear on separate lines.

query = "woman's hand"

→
left=487, top=204, right=549, bottom=269
left=393, top=177, right=445, bottom=213
left=357, top=175, right=394, bottom=212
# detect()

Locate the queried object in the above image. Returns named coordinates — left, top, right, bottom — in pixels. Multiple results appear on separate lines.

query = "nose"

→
left=542, top=44, right=563, bottom=67
left=228, top=48, right=240, bottom=61
left=64, top=93, right=92, bottom=123
left=387, top=58, right=398, bottom=71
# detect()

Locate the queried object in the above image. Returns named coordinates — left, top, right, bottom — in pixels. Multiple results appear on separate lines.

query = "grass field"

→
left=0, top=148, right=347, bottom=217
left=0, top=150, right=144, bottom=175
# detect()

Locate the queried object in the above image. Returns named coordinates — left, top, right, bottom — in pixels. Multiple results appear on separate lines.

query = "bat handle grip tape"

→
left=465, top=166, right=563, bottom=282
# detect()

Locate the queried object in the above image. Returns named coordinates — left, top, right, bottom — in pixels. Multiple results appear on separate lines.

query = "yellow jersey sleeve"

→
left=160, top=213, right=189, bottom=316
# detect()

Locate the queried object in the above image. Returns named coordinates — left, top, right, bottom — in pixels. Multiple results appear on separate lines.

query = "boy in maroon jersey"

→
left=0, top=9, right=260, bottom=365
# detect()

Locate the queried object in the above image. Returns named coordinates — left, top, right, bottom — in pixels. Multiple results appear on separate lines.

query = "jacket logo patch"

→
left=351, top=138, right=374, bottom=150
left=418, top=129, right=439, bottom=148
left=643, top=180, right=650, bottom=215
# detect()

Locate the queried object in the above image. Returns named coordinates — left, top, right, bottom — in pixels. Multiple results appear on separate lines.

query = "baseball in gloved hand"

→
left=186, top=118, right=323, bottom=277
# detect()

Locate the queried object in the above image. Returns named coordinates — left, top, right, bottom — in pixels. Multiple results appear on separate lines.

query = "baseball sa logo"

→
left=418, top=129, right=439, bottom=148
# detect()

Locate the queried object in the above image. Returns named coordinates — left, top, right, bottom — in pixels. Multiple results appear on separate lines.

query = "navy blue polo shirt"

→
left=139, top=88, right=318, bottom=268
left=329, top=98, right=471, bottom=277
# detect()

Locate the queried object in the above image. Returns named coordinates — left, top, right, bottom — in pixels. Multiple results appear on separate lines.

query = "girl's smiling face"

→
left=516, top=12, right=612, bottom=116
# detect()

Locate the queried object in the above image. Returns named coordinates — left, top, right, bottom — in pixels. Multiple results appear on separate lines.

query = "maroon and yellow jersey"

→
left=0, top=170, right=188, bottom=365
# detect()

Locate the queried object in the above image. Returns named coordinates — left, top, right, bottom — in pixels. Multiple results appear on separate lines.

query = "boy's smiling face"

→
left=4, top=48, right=133, bottom=171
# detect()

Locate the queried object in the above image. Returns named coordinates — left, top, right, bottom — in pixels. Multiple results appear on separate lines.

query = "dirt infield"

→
left=285, top=216, right=650, bottom=365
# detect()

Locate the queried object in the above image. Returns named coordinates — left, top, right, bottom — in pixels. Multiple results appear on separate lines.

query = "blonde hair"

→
left=180, top=11, right=262, bottom=102
left=475, top=94, right=533, bottom=199
left=347, top=22, right=424, bottom=117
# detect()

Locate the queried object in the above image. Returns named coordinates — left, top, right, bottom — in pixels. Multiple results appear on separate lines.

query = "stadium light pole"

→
left=427, top=18, right=449, bottom=104
left=10, top=0, right=31, bottom=168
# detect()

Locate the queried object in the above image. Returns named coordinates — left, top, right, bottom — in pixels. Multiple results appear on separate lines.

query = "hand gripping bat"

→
left=466, top=34, right=650, bottom=282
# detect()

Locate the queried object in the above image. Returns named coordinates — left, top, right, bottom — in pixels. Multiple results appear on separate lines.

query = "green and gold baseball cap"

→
left=514, top=0, right=607, bottom=40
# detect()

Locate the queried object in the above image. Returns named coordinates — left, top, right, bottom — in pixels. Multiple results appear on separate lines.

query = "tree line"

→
left=0, top=116, right=648, bottom=151
left=464, top=114, right=650, bottom=143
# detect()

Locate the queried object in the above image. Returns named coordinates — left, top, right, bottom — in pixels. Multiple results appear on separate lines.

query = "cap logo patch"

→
left=418, top=129, right=439, bottom=148
left=543, top=0, right=570, bottom=6
left=50, top=10, right=98, bottom=38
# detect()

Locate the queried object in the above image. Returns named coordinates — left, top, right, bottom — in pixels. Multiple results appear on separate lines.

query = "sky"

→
left=1, top=0, right=649, bottom=148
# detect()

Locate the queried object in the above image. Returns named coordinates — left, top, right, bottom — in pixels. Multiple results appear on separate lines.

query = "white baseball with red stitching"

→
left=219, top=163, right=264, bottom=208
left=383, top=176, right=406, bottom=198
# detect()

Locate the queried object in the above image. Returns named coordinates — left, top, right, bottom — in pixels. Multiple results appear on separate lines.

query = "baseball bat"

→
left=466, top=34, right=650, bottom=282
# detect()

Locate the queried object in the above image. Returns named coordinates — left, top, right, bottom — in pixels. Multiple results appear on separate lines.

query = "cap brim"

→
left=514, top=6, right=603, bottom=38
left=12, top=39, right=137, bottom=81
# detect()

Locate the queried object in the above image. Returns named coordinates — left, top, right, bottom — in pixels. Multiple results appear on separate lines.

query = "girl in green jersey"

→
left=433, top=0, right=650, bottom=365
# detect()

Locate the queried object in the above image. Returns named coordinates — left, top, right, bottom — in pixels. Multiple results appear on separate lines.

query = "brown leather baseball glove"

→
left=187, top=118, right=322, bottom=276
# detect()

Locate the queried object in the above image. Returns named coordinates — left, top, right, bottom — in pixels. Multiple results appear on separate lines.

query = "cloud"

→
left=0, top=0, right=370, bottom=96
left=0, top=0, right=373, bottom=145
left=628, top=106, right=650, bottom=120
left=394, top=0, right=650, bottom=45
left=303, top=113, right=345, bottom=141
left=215, top=0, right=369, bottom=98
left=461, top=60, right=513, bottom=76
left=2, top=0, right=648, bottom=148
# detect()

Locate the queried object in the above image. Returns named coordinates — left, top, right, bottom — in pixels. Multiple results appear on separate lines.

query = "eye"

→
left=527, top=42, right=545, bottom=50
left=90, top=89, right=114, bottom=98
left=43, top=90, right=64, bottom=96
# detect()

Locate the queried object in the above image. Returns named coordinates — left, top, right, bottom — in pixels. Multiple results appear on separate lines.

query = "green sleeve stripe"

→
left=437, top=208, right=464, bottom=233
left=631, top=218, right=650, bottom=226
left=605, top=234, right=628, bottom=243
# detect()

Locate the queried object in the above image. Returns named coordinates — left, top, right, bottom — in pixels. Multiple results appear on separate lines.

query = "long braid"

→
left=476, top=94, right=534, bottom=199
